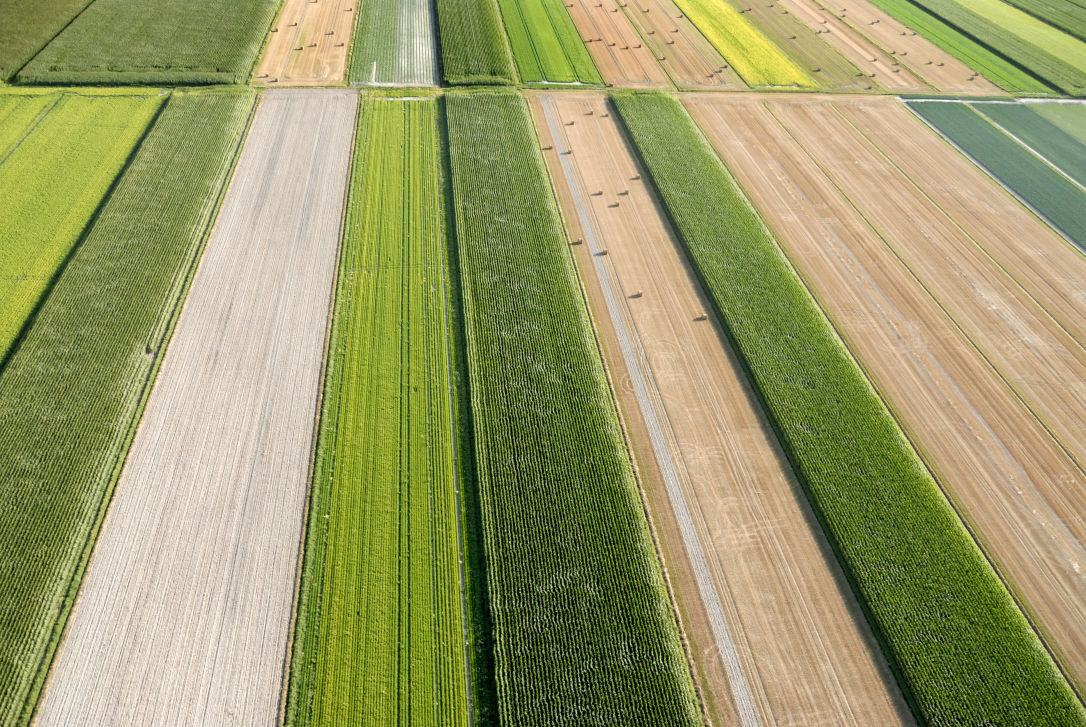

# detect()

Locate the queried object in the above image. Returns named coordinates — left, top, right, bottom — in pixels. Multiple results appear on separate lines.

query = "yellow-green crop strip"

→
left=673, top=0, right=812, bottom=87
left=285, top=96, right=473, bottom=727
left=0, top=90, right=162, bottom=364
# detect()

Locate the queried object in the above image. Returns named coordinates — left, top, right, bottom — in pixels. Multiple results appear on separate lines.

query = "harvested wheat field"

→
left=34, top=89, right=357, bottom=726
left=529, top=91, right=912, bottom=727
left=254, top=0, right=356, bottom=85
left=686, top=93, right=1086, bottom=692
left=566, top=0, right=672, bottom=87
left=616, top=0, right=743, bottom=88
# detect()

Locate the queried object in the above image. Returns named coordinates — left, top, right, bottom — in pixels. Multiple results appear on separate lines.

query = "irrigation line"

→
left=540, top=94, right=762, bottom=727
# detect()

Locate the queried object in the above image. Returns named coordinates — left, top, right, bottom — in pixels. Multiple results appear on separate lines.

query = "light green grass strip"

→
left=1030, top=102, right=1086, bottom=146
left=673, top=0, right=812, bottom=87
left=613, top=90, right=1086, bottom=727
left=285, top=96, right=471, bottom=727
left=950, top=0, right=1086, bottom=75
left=0, top=88, right=255, bottom=727
left=0, top=92, right=162, bottom=363
left=494, top=0, right=600, bottom=83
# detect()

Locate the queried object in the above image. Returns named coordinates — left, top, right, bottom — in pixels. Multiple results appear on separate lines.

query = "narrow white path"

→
left=35, top=89, right=357, bottom=727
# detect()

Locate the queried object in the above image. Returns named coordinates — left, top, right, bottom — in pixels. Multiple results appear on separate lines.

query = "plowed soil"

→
left=530, top=90, right=912, bottom=727
left=34, top=89, right=358, bottom=726
left=686, top=93, right=1086, bottom=692
left=254, top=0, right=356, bottom=85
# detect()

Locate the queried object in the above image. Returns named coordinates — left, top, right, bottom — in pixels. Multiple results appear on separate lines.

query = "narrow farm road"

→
left=34, top=89, right=357, bottom=726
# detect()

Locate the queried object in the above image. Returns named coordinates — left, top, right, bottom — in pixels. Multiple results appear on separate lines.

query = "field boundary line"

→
left=539, top=93, right=762, bottom=727
left=768, top=98, right=1086, bottom=699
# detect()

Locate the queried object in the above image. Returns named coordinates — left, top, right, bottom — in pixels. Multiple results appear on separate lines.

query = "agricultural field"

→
left=0, top=89, right=161, bottom=364
left=347, top=0, right=439, bottom=85
left=561, top=0, right=673, bottom=88
left=445, top=88, right=701, bottom=725
left=0, top=0, right=92, bottom=80
left=1032, top=101, right=1086, bottom=146
left=495, top=0, right=601, bottom=83
left=673, top=0, right=813, bottom=86
left=0, top=88, right=255, bottom=727
left=1002, top=0, right=1086, bottom=42
left=530, top=90, right=911, bottom=727
left=973, top=102, right=1086, bottom=189
left=434, top=0, right=517, bottom=84
left=685, top=91, right=1086, bottom=700
left=33, top=89, right=355, bottom=726
left=284, top=96, right=476, bottom=726
left=616, top=91, right=1085, bottom=726
left=253, top=0, right=357, bottom=85
left=910, top=99, right=1086, bottom=248
left=18, top=0, right=281, bottom=84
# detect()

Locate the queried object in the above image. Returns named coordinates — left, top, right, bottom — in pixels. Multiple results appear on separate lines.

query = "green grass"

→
left=1031, top=101, right=1086, bottom=146
left=612, top=90, right=1086, bottom=727
left=1001, top=0, right=1086, bottom=43
left=673, top=0, right=813, bottom=87
left=494, top=0, right=600, bottom=84
left=285, top=96, right=480, bottom=727
left=435, top=0, right=517, bottom=84
left=916, top=0, right=1086, bottom=94
left=0, top=88, right=255, bottom=727
left=18, top=0, right=281, bottom=84
left=974, top=102, right=1086, bottom=187
left=445, top=88, right=701, bottom=726
left=0, top=0, right=94, bottom=81
left=0, top=90, right=162, bottom=364
left=862, top=0, right=1054, bottom=93
left=911, top=100, right=1086, bottom=250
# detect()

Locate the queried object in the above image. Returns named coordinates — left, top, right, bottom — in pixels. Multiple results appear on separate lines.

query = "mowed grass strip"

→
left=0, top=88, right=254, bottom=727
left=435, top=0, right=517, bottom=84
left=285, top=96, right=473, bottom=727
left=494, top=0, right=601, bottom=83
left=0, top=90, right=162, bottom=364
left=445, top=89, right=701, bottom=727
left=911, top=100, right=1086, bottom=250
left=612, top=91, right=1086, bottom=727
left=672, top=0, right=812, bottom=87
left=973, top=102, right=1086, bottom=188
left=862, top=0, right=1051, bottom=93
left=18, top=0, right=281, bottom=84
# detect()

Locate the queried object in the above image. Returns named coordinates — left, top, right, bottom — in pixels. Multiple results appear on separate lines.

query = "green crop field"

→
left=285, top=95, right=479, bottom=727
left=0, top=88, right=254, bottom=727
left=612, top=91, right=1086, bottom=727
left=975, top=102, right=1086, bottom=188
left=493, top=0, right=600, bottom=84
left=1001, top=0, right=1086, bottom=42
left=18, top=0, right=281, bottom=84
left=864, top=0, right=1053, bottom=93
left=911, top=100, right=1086, bottom=249
left=0, top=0, right=93, bottom=81
left=1031, top=102, right=1086, bottom=146
left=0, top=90, right=162, bottom=365
left=435, top=0, right=518, bottom=84
left=914, top=0, right=1086, bottom=94
left=673, top=0, right=813, bottom=87
left=445, top=88, right=701, bottom=726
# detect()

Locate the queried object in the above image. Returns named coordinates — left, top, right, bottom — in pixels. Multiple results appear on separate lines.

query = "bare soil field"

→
left=530, top=91, right=912, bottom=727
left=615, top=0, right=744, bottom=88
left=566, top=0, right=672, bottom=87
left=34, top=89, right=357, bottom=726
left=801, top=0, right=1000, bottom=93
left=686, top=93, right=1086, bottom=692
left=254, top=0, right=356, bottom=85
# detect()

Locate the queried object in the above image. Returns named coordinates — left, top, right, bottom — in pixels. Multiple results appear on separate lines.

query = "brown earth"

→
left=801, top=0, right=1002, bottom=93
left=530, top=90, right=913, bottom=727
left=616, top=0, right=745, bottom=88
left=253, top=0, right=356, bottom=85
left=686, top=93, right=1086, bottom=693
left=566, top=0, right=673, bottom=87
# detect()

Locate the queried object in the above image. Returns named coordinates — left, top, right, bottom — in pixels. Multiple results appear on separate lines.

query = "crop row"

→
left=0, top=0, right=91, bottom=81
left=612, top=90, right=1086, bottom=727
left=285, top=96, right=474, bottom=727
left=495, top=0, right=600, bottom=83
left=435, top=0, right=518, bottom=85
left=0, top=90, right=161, bottom=363
left=973, top=102, right=1086, bottom=188
left=1002, top=0, right=1086, bottom=43
left=0, top=89, right=255, bottom=727
left=445, top=88, right=701, bottom=726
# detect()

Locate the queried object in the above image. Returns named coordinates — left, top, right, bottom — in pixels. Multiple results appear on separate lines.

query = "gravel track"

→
left=34, top=88, right=357, bottom=727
